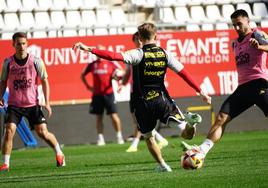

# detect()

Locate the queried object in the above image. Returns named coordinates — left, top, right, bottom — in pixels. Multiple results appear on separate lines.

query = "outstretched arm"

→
left=178, top=68, right=211, bottom=105
left=73, top=42, right=124, bottom=61
left=121, top=64, right=131, bottom=85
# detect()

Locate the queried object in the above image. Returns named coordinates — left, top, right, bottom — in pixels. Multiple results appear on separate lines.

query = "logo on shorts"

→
left=145, top=90, right=159, bottom=100
left=259, top=89, right=266, bottom=95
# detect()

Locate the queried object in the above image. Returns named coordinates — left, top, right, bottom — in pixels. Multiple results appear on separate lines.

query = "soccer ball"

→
left=112, top=69, right=124, bottom=81
left=181, top=148, right=205, bottom=170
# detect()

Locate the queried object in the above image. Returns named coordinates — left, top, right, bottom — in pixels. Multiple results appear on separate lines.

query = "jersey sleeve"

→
left=121, top=48, right=143, bottom=65
left=34, top=57, right=48, bottom=80
left=0, top=58, right=11, bottom=82
left=164, top=50, right=184, bottom=73
left=253, top=30, right=268, bottom=45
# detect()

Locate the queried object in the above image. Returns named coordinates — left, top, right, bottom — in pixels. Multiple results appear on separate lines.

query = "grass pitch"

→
left=0, top=131, right=268, bottom=188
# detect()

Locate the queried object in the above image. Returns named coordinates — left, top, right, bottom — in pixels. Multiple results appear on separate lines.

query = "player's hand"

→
left=199, top=91, right=211, bottom=105
left=44, top=103, right=52, bottom=118
left=0, top=99, right=4, bottom=107
left=86, top=85, right=94, bottom=92
left=117, top=84, right=123, bottom=93
left=249, top=38, right=260, bottom=49
left=72, top=42, right=91, bottom=51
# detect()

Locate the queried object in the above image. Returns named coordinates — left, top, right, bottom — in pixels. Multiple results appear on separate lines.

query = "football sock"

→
left=3, top=155, right=10, bottom=167
left=98, top=134, right=104, bottom=140
left=54, top=143, right=63, bottom=155
left=116, top=131, right=123, bottom=138
left=159, top=159, right=169, bottom=168
left=131, top=138, right=140, bottom=148
left=200, top=139, right=214, bottom=155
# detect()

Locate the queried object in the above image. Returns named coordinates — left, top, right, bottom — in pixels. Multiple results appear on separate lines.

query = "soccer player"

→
left=73, top=23, right=211, bottom=172
left=123, top=32, right=168, bottom=152
left=0, top=32, right=65, bottom=172
left=80, top=46, right=124, bottom=146
left=181, top=9, right=268, bottom=162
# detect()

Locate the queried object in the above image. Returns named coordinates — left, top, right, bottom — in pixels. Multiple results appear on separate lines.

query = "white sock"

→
left=200, top=139, right=214, bottom=155
left=131, top=138, right=140, bottom=148
left=155, top=131, right=165, bottom=142
left=159, top=159, right=169, bottom=168
left=116, top=131, right=123, bottom=138
left=54, top=143, right=63, bottom=155
left=98, top=134, right=104, bottom=141
left=3, top=154, right=10, bottom=167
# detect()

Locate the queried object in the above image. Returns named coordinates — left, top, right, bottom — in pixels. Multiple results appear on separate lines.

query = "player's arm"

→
left=166, top=51, right=211, bottom=105
left=81, top=64, right=94, bottom=92
left=40, top=78, right=52, bottom=118
left=36, top=58, right=52, bottom=117
left=73, top=42, right=124, bottom=61
left=0, top=81, right=7, bottom=107
left=72, top=42, right=143, bottom=65
left=250, top=30, right=268, bottom=52
left=122, top=64, right=131, bottom=85
left=0, top=58, right=10, bottom=106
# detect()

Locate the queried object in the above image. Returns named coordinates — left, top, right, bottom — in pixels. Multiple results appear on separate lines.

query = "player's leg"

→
left=90, top=95, right=105, bottom=146
left=109, top=113, right=124, bottom=144
left=144, top=131, right=171, bottom=172
left=0, top=106, right=22, bottom=172
left=165, top=106, right=197, bottom=139
left=0, top=123, right=16, bottom=172
left=28, top=106, right=65, bottom=167
left=134, top=97, right=171, bottom=172
left=105, top=93, right=124, bottom=144
left=182, top=86, right=253, bottom=156
left=126, top=95, right=141, bottom=152
left=197, top=86, right=253, bottom=155
left=34, top=123, right=65, bottom=167
left=126, top=113, right=141, bottom=152
left=154, top=127, right=168, bottom=149
left=254, top=79, right=268, bottom=122
left=96, top=114, right=105, bottom=146
left=163, top=97, right=202, bottom=139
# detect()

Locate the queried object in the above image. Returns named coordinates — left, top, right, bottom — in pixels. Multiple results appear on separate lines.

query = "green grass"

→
left=0, top=131, right=268, bottom=188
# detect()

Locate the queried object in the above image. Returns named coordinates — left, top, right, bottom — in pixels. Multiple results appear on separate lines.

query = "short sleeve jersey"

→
left=84, top=59, right=121, bottom=95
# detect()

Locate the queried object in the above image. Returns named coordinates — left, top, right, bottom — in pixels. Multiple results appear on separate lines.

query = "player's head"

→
left=231, top=9, right=250, bottom=36
left=12, top=32, right=28, bottom=56
left=137, top=23, right=157, bottom=43
left=132, top=31, right=142, bottom=48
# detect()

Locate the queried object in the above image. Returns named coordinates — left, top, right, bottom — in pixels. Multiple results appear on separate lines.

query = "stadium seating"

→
left=0, top=0, right=7, bottom=12
left=21, top=0, right=38, bottom=12
left=37, top=0, right=53, bottom=11
left=253, top=2, right=268, bottom=19
left=0, top=0, right=268, bottom=39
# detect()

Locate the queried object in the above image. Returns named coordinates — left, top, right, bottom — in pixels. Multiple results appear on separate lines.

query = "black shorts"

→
left=129, top=93, right=135, bottom=113
left=220, top=78, right=268, bottom=119
left=133, top=90, right=180, bottom=134
left=90, top=93, right=117, bottom=115
left=5, top=105, right=47, bottom=130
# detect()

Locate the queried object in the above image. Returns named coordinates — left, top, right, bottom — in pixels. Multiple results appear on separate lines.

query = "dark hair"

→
left=132, top=31, right=139, bottom=42
left=138, top=23, right=156, bottom=41
left=12, top=32, right=27, bottom=41
left=230, top=9, right=249, bottom=19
